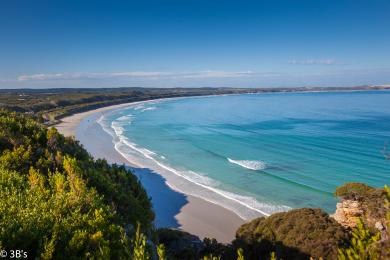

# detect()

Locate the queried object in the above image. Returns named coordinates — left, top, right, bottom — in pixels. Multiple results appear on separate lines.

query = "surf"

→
left=96, top=112, right=290, bottom=219
left=228, top=158, right=267, bottom=171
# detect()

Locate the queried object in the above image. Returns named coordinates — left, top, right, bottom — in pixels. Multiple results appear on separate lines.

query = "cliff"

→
left=332, top=199, right=363, bottom=228
left=332, top=183, right=389, bottom=243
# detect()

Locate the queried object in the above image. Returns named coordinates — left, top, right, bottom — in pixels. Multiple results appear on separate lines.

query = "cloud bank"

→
left=17, top=71, right=257, bottom=81
left=1, top=68, right=389, bottom=89
left=288, top=59, right=336, bottom=65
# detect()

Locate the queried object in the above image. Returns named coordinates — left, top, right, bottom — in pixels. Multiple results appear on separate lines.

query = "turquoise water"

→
left=98, top=91, right=390, bottom=218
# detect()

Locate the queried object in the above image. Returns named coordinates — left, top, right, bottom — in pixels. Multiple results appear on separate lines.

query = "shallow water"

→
left=97, top=91, right=390, bottom=219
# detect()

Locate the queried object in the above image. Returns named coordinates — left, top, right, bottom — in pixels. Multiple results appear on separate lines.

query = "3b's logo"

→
left=0, top=250, right=6, bottom=258
left=0, top=250, right=27, bottom=259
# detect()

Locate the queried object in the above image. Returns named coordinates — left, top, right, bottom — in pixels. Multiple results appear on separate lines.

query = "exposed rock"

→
left=333, top=183, right=388, bottom=231
left=375, top=221, right=389, bottom=243
left=375, top=221, right=385, bottom=231
left=331, top=200, right=363, bottom=228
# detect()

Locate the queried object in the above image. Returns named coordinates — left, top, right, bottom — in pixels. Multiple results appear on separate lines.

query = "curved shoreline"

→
left=55, top=98, right=245, bottom=243
left=86, top=97, right=286, bottom=219
left=53, top=90, right=390, bottom=241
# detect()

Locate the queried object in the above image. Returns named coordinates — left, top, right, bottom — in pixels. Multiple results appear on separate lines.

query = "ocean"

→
left=96, top=91, right=390, bottom=220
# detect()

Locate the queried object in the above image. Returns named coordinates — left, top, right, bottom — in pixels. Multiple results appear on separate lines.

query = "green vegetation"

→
left=237, top=248, right=245, bottom=260
left=0, top=109, right=153, bottom=258
left=335, top=183, right=375, bottom=199
left=337, top=185, right=390, bottom=260
left=131, top=223, right=149, bottom=260
left=0, top=87, right=255, bottom=123
left=157, top=244, right=167, bottom=260
left=338, top=220, right=381, bottom=260
left=156, top=228, right=205, bottom=259
left=0, top=109, right=388, bottom=259
left=384, top=185, right=390, bottom=258
left=0, top=166, right=130, bottom=259
left=235, top=208, right=350, bottom=259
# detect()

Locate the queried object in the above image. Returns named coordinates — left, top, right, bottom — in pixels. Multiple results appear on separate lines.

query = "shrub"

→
left=0, top=167, right=130, bottom=259
left=338, top=219, right=381, bottom=260
left=335, top=183, right=375, bottom=200
left=338, top=185, right=390, bottom=260
left=235, top=208, right=350, bottom=259
left=0, top=110, right=154, bottom=257
left=0, top=110, right=154, bottom=230
left=156, top=228, right=203, bottom=259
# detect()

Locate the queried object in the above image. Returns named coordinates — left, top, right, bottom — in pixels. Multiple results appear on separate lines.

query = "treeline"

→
left=0, top=88, right=250, bottom=122
left=0, top=110, right=388, bottom=259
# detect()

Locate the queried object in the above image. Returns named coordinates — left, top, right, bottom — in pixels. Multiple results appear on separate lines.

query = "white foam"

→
left=111, top=121, right=126, bottom=135
left=133, top=105, right=145, bottom=110
left=142, top=107, right=157, bottom=112
left=117, top=115, right=133, bottom=122
left=119, top=138, right=214, bottom=186
left=228, top=158, right=267, bottom=171
left=97, top=114, right=105, bottom=125
left=97, top=113, right=290, bottom=220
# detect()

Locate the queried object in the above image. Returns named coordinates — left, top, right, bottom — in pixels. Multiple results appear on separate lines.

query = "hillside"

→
left=0, top=110, right=154, bottom=258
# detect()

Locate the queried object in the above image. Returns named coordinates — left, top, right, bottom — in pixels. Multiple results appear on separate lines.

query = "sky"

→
left=0, top=0, right=389, bottom=89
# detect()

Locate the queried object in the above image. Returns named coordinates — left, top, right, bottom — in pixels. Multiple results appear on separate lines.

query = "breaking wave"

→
left=96, top=109, right=290, bottom=220
left=142, top=107, right=157, bottom=112
left=228, top=158, right=267, bottom=171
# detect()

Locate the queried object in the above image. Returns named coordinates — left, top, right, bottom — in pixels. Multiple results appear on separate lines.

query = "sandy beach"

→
left=55, top=101, right=245, bottom=243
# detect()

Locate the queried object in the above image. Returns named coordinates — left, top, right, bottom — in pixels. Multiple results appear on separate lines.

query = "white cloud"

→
left=17, top=70, right=256, bottom=81
left=2, top=68, right=390, bottom=89
left=288, top=59, right=336, bottom=65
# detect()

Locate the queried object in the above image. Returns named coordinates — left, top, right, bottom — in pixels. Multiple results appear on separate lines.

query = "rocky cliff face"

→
left=331, top=197, right=388, bottom=243
left=331, top=199, right=363, bottom=228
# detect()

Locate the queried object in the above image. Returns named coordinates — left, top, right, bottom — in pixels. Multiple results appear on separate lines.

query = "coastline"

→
left=55, top=99, right=245, bottom=243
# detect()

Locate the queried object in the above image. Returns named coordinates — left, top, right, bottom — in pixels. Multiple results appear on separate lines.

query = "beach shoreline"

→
left=55, top=99, right=245, bottom=243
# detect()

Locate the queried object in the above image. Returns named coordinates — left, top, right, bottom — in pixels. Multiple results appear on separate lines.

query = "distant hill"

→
left=0, top=85, right=389, bottom=124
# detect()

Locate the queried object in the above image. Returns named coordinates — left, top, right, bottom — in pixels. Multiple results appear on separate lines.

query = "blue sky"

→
left=0, top=0, right=389, bottom=88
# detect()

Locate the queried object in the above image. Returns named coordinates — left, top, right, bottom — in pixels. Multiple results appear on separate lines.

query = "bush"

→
left=0, top=109, right=154, bottom=257
left=335, top=183, right=375, bottom=199
left=235, top=208, right=350, bottom=259
left=0, top=167, right=130, bottom=259
left=156, top=228, right=203, bottom=259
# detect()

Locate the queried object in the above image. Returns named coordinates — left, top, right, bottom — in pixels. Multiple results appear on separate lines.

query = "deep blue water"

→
left=99, top=91, right=390, bottom=218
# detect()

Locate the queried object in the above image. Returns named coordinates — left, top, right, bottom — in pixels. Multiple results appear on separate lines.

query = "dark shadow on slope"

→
left=128, top=166, right=188, bottom=228
left=231, top=239, right=311, bottom=260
